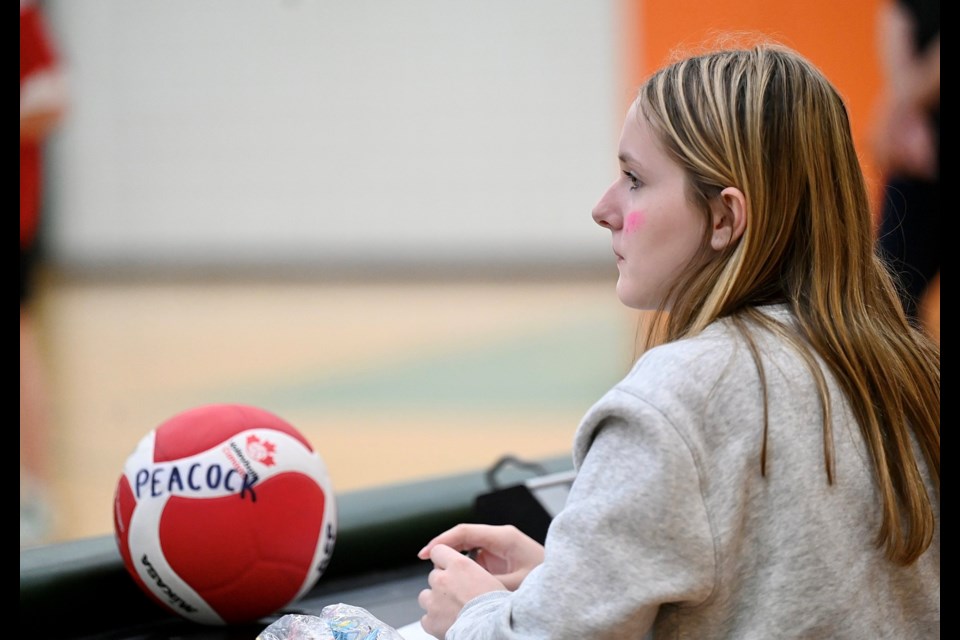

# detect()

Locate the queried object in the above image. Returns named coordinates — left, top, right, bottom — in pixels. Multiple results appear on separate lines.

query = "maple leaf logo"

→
left=245, top=434, right=278, bottom=467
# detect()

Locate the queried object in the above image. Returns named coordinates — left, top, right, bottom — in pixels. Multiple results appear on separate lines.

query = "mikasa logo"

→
left=226, top=440, right=262, bottom=484
left=140, top=554, right=199, bottom=614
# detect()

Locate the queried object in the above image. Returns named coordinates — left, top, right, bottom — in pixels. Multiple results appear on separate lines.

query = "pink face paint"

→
left=624, top=211, right=646, bottom=234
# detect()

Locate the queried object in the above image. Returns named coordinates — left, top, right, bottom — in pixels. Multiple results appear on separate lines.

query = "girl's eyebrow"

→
left=619, top=154, right=648, bottom=179
left=618, top=152, right=643, bottom=169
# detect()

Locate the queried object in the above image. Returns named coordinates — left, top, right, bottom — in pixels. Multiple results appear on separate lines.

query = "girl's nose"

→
left=591, top=182, right=622, bottom=230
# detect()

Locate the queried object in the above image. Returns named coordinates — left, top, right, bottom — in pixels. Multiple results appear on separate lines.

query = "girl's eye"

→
left=623, top=171, right=641, bottom=190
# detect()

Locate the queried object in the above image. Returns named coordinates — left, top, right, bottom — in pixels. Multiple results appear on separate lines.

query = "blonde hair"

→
left=637, top=43, right=939, bottom=564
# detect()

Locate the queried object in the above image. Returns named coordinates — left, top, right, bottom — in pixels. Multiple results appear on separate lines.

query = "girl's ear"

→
left=709, top=186, right=747, bottom=251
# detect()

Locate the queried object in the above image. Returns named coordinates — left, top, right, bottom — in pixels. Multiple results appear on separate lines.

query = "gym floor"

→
left=22, top=267, right=638, bottom=547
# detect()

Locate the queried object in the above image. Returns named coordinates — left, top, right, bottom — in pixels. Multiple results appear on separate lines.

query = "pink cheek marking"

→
left=624, top=211, right=646, bottom=234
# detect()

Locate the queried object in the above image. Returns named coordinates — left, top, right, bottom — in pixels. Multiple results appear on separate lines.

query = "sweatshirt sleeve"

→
left=447, top=389, right=716, bottom=639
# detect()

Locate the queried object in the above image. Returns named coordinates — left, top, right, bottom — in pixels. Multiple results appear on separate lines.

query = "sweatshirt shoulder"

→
left=573, top=307, right=809, bottom=466
left=615, top=304, right=800, bottom=405
left=620, top=320, right=746, bottom=403
left=572, top=321, right=747, bottom=461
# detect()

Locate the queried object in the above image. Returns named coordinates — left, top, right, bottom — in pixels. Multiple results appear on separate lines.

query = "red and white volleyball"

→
left=113, top=404, right=336, bottom=625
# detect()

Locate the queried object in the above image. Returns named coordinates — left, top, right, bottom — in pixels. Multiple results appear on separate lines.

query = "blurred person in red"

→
left=21, top=0, right=67, bottom=546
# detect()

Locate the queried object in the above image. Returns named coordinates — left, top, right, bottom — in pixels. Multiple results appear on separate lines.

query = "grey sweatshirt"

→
left=448, top=305, right=939, bottom=639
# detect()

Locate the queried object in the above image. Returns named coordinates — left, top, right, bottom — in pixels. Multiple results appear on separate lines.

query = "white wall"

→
left=44, top=0, right=622, bottom=273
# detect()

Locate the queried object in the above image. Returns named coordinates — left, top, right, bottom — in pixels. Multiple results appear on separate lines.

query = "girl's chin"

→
left=615, top=280, right=638, bottom=308
left=615, top=280, right=660, bottom=311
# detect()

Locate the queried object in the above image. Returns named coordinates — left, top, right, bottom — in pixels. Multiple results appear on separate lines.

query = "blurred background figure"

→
left=21, top=0, right=68, bottom=547
left=872, top=0, right=939, bottom=337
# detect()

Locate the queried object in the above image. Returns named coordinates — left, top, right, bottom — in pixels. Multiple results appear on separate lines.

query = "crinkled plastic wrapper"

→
left=257, top=603, right=404, bottom=640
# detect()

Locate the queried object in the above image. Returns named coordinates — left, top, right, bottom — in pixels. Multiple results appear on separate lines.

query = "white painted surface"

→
left=42, top=0, right=621, bottom=271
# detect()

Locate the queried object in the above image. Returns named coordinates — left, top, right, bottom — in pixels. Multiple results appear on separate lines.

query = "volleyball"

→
left=112, top=404, right=337, bottom=625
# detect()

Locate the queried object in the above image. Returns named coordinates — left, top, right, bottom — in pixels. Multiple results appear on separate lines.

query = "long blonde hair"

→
left=637, top=43, right=939, bottom=564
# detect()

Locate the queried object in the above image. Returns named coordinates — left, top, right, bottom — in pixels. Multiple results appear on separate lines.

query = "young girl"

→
left=416, top=43, right=940, bottom=639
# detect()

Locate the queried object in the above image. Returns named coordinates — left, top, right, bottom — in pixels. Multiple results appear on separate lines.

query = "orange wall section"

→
left=619, top=0, right=886, bottom=207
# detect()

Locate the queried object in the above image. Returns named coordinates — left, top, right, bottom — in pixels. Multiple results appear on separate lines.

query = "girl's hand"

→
left=418, top=544, right=507, bottom=638
left=418, top=523, right=545, bottom=591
